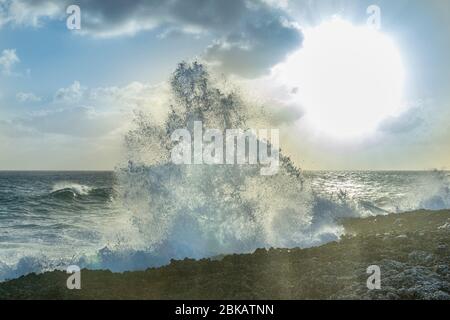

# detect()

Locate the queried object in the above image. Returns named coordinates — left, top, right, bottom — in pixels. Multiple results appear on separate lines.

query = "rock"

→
left=381, top=259, right=406, bottom=271
left=433, top=290, right=450, bottom=300
left=434, top=265, right=449, bottom=275
left=408, top=251, right=435, bottom=265
left=438, top=223, right=450, bottom=230
left=386, top=292, right=400, bottom=300
left=387, top=267, right=447, bottom=299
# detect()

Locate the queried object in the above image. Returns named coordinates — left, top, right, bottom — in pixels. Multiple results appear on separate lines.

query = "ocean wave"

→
left=51, top=182, right=92, bottom=197
left=1, top=62, right=450, bottom=282
left=107, top=63, right=450, bottom=274
left=404, top=171, right=450, bottom=211
left=49, top=183, right=115, bottom=201
left=0, top=185, right=449, bottom=282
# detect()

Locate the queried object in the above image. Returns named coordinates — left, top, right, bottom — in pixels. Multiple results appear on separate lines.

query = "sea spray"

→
left=1, top=170, right=449, bottom=281
left=115, top=61, right=344, bottom=261
left=2, top=64, right=450, bottom=281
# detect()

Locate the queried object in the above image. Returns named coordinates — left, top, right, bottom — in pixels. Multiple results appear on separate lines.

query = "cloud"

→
left=16, top=92, right=41, bottom=102
left=17, top=106, right=122, bottom=137
left=205, top=15, right=302, bottom=77
left=72, top=0, right=254, bottom=38
left=54, top=81, right=86, bottom=102
left=74, top=0, right=303, bottom=76
left=54, top=80, right=168, bottom=112
left=5, top=80, right=168, bottom=139
left=0, top=0, right=303, bottom=77
left=378, top=101, right=432, bottom=135
left=379, top=111, right=424, bottom=134
left=0, top=119, right=35, bottom=137
left=0, top=0, right=62, bottom=27
left=0, top=79, right=173, bottom=169
left=0, top=0, right=294, bottom=36
left=269, top=103, right=304, bottom=126
left=0, top=48, right=19, bottom=75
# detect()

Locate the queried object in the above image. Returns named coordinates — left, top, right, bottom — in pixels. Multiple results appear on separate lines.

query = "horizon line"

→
left=0, top=169, right=448, bottom=173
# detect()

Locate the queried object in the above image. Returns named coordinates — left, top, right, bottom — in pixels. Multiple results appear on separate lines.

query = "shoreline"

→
left=0, top=210, right=449, bottom=300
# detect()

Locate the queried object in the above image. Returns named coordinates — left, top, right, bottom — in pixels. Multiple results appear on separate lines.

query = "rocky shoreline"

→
left=0, top=210, right=449, bottom=300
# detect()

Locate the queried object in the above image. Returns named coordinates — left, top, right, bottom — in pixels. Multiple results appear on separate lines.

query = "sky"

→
left=0, top=0, right=449, bottom=170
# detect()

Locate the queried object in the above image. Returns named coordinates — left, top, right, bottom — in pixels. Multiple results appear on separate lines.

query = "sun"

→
left=273, top=18, right=406, bottom=139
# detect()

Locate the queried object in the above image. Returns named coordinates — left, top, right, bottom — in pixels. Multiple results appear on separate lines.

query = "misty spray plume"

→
left=116, top=61, right=343, bottom=262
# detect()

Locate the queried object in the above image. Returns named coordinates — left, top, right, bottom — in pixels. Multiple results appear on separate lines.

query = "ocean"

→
left=1, top=170, right=449, bottom=281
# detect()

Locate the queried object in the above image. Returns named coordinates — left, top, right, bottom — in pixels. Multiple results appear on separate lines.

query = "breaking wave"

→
left=112, top=62, right=450, bottom=264
left=1, top=62, right=449, bottom=281
left=49, top=183, right=114, bottom=201
left=52, top=182, right=93, bottom=195
left=114, top=62, right=346, bottom=258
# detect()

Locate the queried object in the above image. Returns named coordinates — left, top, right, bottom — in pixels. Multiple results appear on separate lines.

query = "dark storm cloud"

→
left=0, top=0, right=303, bottom=77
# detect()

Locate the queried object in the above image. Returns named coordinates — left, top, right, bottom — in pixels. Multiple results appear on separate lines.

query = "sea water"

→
left=0, top=170, right=449, bottom=281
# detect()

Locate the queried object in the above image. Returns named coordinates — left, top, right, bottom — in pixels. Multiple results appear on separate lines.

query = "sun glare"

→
left=274, top=18, right=406, bottom=139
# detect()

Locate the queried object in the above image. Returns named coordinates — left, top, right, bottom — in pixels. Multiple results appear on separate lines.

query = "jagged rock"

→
left=438, top=223, right=450, bottom=230
left=434, top=264, right=450, bottom=276
left=408, top=251, right=435, bottom=265
left=386, top=267, right=448, bottom=300
left=432, top=290, right=450, bottom=300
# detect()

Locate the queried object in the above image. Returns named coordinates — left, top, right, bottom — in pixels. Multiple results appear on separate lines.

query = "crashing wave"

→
left=49, top=182, right=114, bottom=201
left=2, top=63, right=449, bottom=282
left=115, top=61, right=345, bottom=261
left=51, top=183, right=92, bottom=196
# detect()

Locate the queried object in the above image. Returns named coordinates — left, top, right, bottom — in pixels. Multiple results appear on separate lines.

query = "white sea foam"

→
left=51, top=182, right=93, bottom=196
